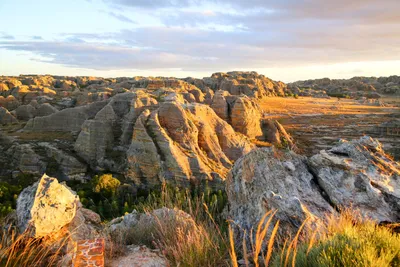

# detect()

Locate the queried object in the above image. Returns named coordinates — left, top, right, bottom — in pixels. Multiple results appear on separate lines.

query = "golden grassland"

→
left=259, top=96, right=400, bottom=119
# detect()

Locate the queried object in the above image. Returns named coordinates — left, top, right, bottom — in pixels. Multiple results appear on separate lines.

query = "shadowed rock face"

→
left=0, top=107, right=17, bottom=125
left=226, top=136, right=400, bottom=245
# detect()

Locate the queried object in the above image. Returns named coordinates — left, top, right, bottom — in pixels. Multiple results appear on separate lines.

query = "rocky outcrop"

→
left=0, top=107, right=17, bottom=125
left=23, top=100, right=108, bottom=133
left=188, top=71, right=289, bottom=98
left=230, top=95, right=263, bottom=139
left=16, top=174, right=101, bottom=240
left=36, top=103, right=58, bottom=117
left=74, top=105, right=117, bottom=169
left=210, top=92, right=264, bottom=140
left=14, top=104, right=37, bottom=120
left=0, top=95, right=20, bottom=111
left=39, top=142, right=87, bottom=180
left=226, top=147, right=334, bottom=239
left=127, top=97, right=255, bottom=188
left=7, top=143, right=46, bottom=175
left=308, top=136, right=400, bottom=222
left=261, top=119, right=295, bottom=147
left=227, top=136, right=400, bottom=245
left=16, top=174, right=80, bottom=237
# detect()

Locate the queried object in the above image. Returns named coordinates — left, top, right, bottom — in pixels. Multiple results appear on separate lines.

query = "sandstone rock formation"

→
left=308, top=136, right=400, bottom=222
left=126, top=97, right=255, bottom=188
left=187, top=71, right=289, bottom=98
left=261, top=119, right=295, bottom=147
left=23, top=100, right=108, bottom=133
left=0, top=107, right=17, bottom=125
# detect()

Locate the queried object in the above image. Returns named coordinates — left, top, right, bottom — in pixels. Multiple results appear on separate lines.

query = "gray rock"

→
left=39, top=142, right=87, bottom=180
left=8, top=144, right=46, bottom=175
left=0, top=107, right=18, bottom=125
left=36, top=103, right=58, bottom=117
left=14, top=104, right=36, bottom=121
left=309, top=136, right=400, bottom=222
left=23, top=100, right=108, bottom=133
left=226, top=147, right=334, bottom=242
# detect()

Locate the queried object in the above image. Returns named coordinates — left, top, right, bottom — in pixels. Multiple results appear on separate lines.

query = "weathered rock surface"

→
left=16, top=174, right=80, bottom=237
left=14, top=104, right=37, bottom=120
left=110, top=245, right=168, bottom=267
left=230, top=95, right=263, bottom=139
left=127, top=97, right=255, bottom=188
left=309, top=136, right=400, bottom=222
left=227, top=136, right=400, bottom=245
left=39, top=142, right=87, bottom=180
left=187, top=71, right=289, bottom=98
left=109, top=207, right=198, bottom=239
left=7, top=143, right=46, bottom=175
left=36, top=103, right=58, bottom=117
left=261, top=119, right=295, bottom=147
left=16, top=174, right=101, bottom=241
left=0, top=107, right=17, bottom=125
left=226, top=147, right=334, bottom=238
left=23, top=100, right=108, bottom=132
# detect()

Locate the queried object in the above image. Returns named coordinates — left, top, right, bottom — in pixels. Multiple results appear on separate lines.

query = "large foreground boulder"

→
left=16, top=174, right=79, bottom=237
left=227, top=136, right=400, bottom=246
left=16, top=174, right=101, bottom=239
left=309, top=136, right=400, bottom=222
left=226, top=147, right=334, bottom=239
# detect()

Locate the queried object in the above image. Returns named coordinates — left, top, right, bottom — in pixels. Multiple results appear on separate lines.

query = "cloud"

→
left=0, top=32, right=15, bottom=40
left=32, top=36, right=43, bottom=40
left=1, top=0, right=400, bottom=75
left=106, top=11, right=136, bottom=24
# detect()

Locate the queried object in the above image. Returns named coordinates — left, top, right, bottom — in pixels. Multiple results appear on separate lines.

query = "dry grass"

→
left=229, top=209, right=400, bottom=267
left=0, top=227, right=71, bottom=267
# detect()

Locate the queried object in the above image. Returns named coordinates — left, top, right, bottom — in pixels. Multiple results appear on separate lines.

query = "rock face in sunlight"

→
left=16, top=174, right=101, bottom=241
left=0, top=107, right=17, bottom=125
left=126, top=95, right=255, bottom=188
left=226, top=136, right=400, bottom=244
left=187, top=71, right=289, bottom=98
left=16, top=174, right=79, bottom=237
left=309, top=136, right=400, bottom=222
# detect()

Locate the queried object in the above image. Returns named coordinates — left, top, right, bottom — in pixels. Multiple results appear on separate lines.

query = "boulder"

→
left=0, top=107, right=18, bottom=125
left=16, top=174, right=79, bottom=237
left=110, top=245, right=168, bottom=267
left=230, top=95, right=263, bottom=139
left=14, top=104, right=36, bottom=120
left=308, top=136, right=400, bottom=222
left=226, top=147, right=334, bottom=240
left=0, top=95, right=20, bottom=111
left=36, top=103, right=58, bottom=117
left=8, top=144, right=46, bottom=175
left=261, top=119, right=295, bottom=147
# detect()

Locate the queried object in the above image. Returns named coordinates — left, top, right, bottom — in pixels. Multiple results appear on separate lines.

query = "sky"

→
left=0, top=0, right=399, bottom=82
